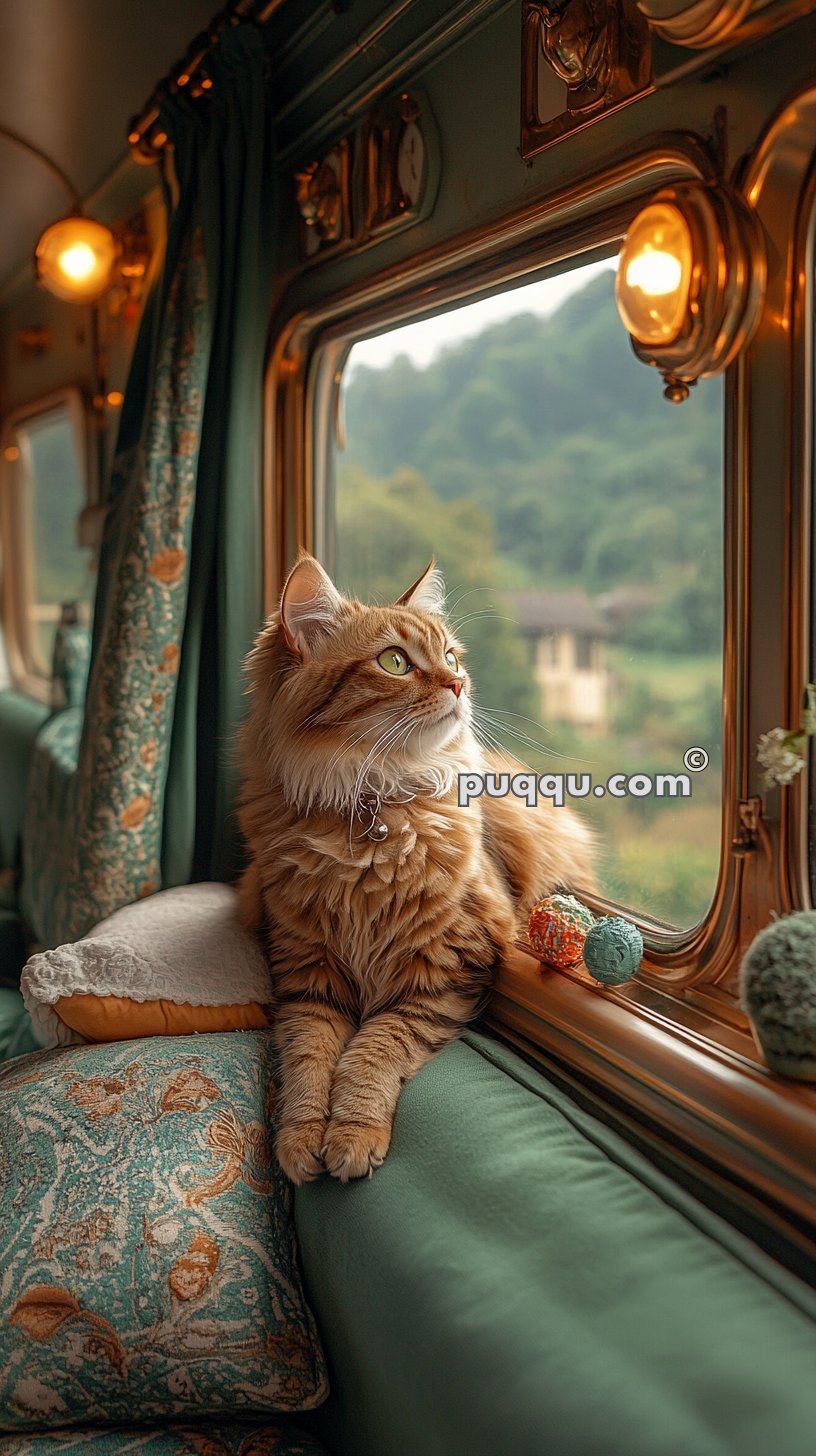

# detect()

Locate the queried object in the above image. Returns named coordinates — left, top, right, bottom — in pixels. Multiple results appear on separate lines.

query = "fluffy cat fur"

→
left=236, top=552, right=596, bottom=1184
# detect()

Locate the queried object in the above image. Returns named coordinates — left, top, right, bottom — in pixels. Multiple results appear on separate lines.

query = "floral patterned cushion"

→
left=0, top=1420, right=332, bottom=1454
left=0, top=1031, right=328, bottom=1433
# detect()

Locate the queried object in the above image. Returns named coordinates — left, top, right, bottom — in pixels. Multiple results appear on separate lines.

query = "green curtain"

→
left=163, top=25, right=276, bottom=888
left=29, top=23, right=274, bottom=946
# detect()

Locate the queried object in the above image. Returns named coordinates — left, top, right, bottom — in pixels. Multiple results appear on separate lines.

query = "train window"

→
left=0, top=390, right=93, bottom=693
left=327, top=256, right=724, bottom=929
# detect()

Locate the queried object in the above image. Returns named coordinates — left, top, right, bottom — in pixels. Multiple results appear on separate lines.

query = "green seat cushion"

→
left=0, top=690, right=50, bottom=876
left=295, top=1031, right=816, bottom=1456
left=0, top=988, right=40, bottom=1062
left=0, top=1419, right=332, bottom=1454
left=0, top=1030, right=328, bottom=1433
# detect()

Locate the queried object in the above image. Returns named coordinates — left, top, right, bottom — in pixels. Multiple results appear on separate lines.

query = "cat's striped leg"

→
left=274, top=981, right=356, bottom=1184
left=322, top=984, right=481, bottom=1181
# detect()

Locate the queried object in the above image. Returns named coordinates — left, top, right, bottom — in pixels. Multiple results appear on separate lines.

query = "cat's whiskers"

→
left=333, top=703, right=400, bottom=736
left=308, top=708, right=397, bottom=768
left=472, top=706, right=583, bottom=764
left=471, top=714, right=575, bottom=780
left=443, top=584, right=496, bottom=616
left=471, top=720, right=534, bottom=775
left=475, top=705, right=592, bottom=763
left=350, top=707, right=446, bottom=819
left=301, top=715, right=403, bottom=815
left=471, top=718, right=543, bottom=774
left=350, top=716, right=412, bottom=801
left=347, top=717, right=418, bottom=855
left=451, top=610, right=515, bottom=631
left=319, top=707, right=405, bottom=784
left=474, top=705, right=556, bottom=734
left=300, top=701, right=392, bottom=732
left=279, top=704, right=406, bottom=813
left=472, top=708, right=553, bottom=754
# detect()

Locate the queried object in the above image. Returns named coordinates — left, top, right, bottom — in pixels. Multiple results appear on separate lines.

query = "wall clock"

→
left=364, top=91, right=438, bottom=237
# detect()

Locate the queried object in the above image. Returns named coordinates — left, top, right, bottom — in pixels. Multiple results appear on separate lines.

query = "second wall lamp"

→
left=615, top=179, right=766, bottom=402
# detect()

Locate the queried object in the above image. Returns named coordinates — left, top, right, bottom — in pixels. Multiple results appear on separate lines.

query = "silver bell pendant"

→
left=357, top=792, right=388, bottom=841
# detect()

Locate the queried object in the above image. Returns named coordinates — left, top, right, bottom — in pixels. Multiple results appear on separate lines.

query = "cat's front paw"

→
left=275, top=1119, right=327, bottom=1185
left=321, top=1119, right=392, bottom=1181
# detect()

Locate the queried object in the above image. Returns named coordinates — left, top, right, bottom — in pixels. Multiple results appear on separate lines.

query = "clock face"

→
left=397, top=121, right=424, bottom=207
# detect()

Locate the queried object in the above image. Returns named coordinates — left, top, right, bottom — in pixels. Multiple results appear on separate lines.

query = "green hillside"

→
left=332, top=268, right=724, bottom=930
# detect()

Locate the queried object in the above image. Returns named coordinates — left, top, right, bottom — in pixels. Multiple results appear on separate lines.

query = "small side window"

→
left=0, top=390, right=95, bottom=697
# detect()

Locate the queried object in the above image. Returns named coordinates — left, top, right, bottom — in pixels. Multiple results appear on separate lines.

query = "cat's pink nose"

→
left=447, top=678, right=462, bottom=698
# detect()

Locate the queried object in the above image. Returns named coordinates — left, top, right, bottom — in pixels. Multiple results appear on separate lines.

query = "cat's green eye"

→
left=445, top=649, right=459, bottom=671
left=377, top=647, right=412, bottom=676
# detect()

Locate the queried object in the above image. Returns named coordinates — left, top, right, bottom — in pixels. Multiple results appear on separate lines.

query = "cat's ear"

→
left=396, top=557, right=446, bottom=616
left=280, top=553, right=344, bottom=658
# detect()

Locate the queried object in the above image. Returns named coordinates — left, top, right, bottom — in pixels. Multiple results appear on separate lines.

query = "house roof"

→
left=595, top=584, right=662, bottom=621
left=502, top=590, right=609, bottom=636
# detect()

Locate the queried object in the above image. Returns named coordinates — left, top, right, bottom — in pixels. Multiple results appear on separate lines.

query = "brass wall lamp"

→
left=615, top=179, right=766, bottom=401
left=0, top=124, right=118, bottom=304
left=35, top=216, right=118, bottom=305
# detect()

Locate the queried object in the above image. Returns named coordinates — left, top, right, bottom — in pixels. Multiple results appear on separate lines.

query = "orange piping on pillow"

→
left=54, top=994, right=270, bottom=1042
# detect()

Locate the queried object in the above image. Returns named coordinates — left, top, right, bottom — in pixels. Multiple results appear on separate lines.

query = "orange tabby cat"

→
left=236, top=552, right=596, bottom=1184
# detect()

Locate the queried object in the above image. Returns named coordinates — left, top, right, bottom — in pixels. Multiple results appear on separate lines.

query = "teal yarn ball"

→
left=583, top=917, right=643, bottom=984
left=740, top=913, right=816, bottom=1081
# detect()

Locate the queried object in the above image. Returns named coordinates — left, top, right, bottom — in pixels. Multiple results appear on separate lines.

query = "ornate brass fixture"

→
left=294, top=93, right=438, bottom=261
left=295, top=141, right=351, bottom=258
left=522, top=0, right=653, bottom=158
left=615, top=179, right=766, bottom=400
left=637, top=0, right=757, bottom=48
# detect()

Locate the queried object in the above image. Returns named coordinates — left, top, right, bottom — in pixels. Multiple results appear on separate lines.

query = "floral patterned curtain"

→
left=23, top=25, right=273, bottom=946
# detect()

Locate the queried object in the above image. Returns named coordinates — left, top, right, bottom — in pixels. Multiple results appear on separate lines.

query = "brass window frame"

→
left=0, top=386, right=92, bottom=703
left=264, top=120, right=816, bottom=1237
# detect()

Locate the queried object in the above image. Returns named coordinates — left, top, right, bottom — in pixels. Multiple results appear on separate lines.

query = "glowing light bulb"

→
left=35, top=215, right=117, bottom=303
left=616, top=202, right=693, bottom=346
left=624, top=249, right=683, bottom=297
left=57, top=242, right=97, bottom=281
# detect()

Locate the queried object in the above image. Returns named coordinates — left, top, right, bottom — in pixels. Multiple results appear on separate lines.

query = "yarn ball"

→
left=739, top=912, right=816, bottom=1081
left=528, top=894, right=595, bottom=969
left=583, top=917, right=643, bottom=985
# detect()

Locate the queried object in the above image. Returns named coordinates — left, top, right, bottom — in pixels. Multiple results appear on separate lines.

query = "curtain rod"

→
left=127, top=0, right=288, bottom=163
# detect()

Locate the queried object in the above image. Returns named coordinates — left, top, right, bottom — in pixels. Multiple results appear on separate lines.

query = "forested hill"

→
left=339, top=270, right=723, bottom=653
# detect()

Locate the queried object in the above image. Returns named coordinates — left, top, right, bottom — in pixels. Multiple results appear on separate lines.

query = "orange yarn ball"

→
left=528, top=894, right=595, bottom=969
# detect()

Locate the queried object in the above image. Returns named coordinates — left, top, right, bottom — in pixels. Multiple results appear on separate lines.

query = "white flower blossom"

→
left=756, top=727, right=806, bottom=789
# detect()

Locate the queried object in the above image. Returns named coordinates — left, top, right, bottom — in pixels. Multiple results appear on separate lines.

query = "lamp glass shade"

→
left=616, top=203, right=693, bottom=346
left=35, top=215, right=117, bottom=303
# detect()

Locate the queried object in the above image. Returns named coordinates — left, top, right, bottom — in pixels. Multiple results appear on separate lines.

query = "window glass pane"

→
left=328, top=257, right=723, bottom=929
left=20, top=407, right=92, bottom=670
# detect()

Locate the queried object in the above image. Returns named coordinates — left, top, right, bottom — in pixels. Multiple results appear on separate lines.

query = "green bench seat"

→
left=296, top=1030, right=816, bottom=1456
